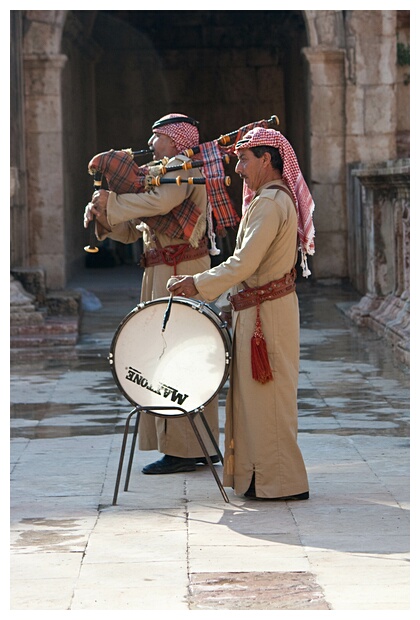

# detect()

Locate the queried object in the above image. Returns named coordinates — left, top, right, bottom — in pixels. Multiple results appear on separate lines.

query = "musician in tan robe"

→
left=85, top=114, right=219, bottom=475
left=168, top=127, right=314, bottom=499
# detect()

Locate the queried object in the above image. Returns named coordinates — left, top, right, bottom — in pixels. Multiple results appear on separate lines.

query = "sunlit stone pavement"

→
left=10, top=265, right=410, bottom=611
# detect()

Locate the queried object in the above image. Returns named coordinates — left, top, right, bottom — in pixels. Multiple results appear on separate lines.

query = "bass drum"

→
left=109, top=297, right=231, bottom=416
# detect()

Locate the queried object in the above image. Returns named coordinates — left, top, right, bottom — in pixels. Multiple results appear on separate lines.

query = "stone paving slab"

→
left=188, top=571, right=330, bottom=610
left=10, top=271, right=410, bottom=611
left=71, top=585, right=189, bottom=610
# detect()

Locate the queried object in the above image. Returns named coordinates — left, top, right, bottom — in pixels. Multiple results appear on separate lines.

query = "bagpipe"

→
left=84, top=114, right=279, bottom=253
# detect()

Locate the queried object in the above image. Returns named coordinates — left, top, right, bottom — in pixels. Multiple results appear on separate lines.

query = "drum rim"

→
left=109, top=297, right=231, bottom=414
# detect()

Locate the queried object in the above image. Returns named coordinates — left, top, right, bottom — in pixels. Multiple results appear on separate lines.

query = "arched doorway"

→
left=73, top=10, right=310, bottom=270
left=21, top=10, right=350, bottom=287
left=89, top=10, right=309, bottom=189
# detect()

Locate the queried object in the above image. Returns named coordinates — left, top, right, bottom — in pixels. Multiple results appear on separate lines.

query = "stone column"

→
left=347, top=159, right=409, bottom=365
left=302, top=47, right=347, bottom=279
left=10, top=11, right=29, bottom=270
left=24, top=53, right=67, bottom=290
left=352, top=160, right=409, bottom=296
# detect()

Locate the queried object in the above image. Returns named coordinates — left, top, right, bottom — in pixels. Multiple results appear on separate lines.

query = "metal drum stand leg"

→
left=112, top=405, right=229, bottom=505
left=196, top=407, right=224, bottom=465
left=112, top=406, right=141, bottom=506
left=186, top=409, right=229, bottom=503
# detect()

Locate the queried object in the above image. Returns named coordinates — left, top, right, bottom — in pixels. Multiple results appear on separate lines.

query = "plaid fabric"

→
left=221, top=119, right=272, bottom=155
left=88, top=150, right=149, bottom=194
left=196, top=118, right=273, bottom=233
left=87, top=119, right=285, bottom=247
left=141, top=197, right=203, bottom=244
left=199, top=141, right=240, bottom=233
left=235, top=127, right=315, bottom=259
left=88, top=149, right=204, bottom=245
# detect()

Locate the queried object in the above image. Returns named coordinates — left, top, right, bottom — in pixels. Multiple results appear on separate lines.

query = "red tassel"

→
left=251, top=305, right=273, bottom=384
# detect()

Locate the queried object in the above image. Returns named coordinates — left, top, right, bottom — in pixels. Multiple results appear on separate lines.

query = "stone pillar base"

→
left=10, top=273, right=82, bottom=359
left=346, top=293, right=409, bottom=367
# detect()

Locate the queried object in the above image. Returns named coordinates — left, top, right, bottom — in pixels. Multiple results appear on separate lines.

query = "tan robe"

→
left=99, top=156, right=219, bottom=458
left=194, top=181, right=309, bottom=498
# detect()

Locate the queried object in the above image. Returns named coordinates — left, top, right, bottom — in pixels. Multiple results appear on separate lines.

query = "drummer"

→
left=167, top=127, right=314, bottom=500
left=84, top=113, right=220, bottom=475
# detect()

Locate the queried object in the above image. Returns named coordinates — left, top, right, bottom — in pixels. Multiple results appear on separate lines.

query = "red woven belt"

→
left=141, top=237, right=208, bottom=269
left=229, top=269, right=297, bottom=311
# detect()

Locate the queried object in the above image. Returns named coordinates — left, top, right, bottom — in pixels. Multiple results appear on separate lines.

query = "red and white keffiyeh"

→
left=235, top=127, right=315, bottom=277
left=152, top=113, right=200, bottom=152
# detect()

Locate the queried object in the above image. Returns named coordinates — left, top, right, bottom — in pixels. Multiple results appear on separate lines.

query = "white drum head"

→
left=110, top=298, right=231, bottom=415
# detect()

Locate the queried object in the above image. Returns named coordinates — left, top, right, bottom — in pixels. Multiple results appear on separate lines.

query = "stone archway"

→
left=22, top=10, right=317, bottom=288
left=19, top=10, right=400, bottom=288
left=88, top=10, right=311, bottom=268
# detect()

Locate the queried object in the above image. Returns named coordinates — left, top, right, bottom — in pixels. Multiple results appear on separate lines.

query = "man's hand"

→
left=84, top=189, right=110, bottom=230
left=167, top=275, right=198, bottom=298
left=84, top=201, right=95, bottom=228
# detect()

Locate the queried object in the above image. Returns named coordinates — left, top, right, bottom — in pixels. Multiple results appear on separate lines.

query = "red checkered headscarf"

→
left=235, top=127, right=315, bottom=276
left=151, top=114, right=200, bottom=152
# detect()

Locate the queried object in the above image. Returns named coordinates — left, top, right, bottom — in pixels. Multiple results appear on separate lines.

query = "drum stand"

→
left=112, top=405, right=229, bottom=505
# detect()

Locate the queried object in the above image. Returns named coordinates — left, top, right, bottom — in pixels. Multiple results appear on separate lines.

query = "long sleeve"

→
left=97, top=156, right=207, bottom=247
left=106, top=162, right=204, bottom=226
left=96, top=219, right=143, bottom=244
left=194, top=189, right=293, bottom=302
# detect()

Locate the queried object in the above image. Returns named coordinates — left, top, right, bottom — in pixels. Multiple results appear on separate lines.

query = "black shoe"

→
left=195, top=455, right=220, bottom=465
left=245, top=489, right=309, bottom=501
left=280, top=491, right=309, bottom=501
left=244, top=477, right=309, bottom=501
left=142, top=455, right=196, bottom=475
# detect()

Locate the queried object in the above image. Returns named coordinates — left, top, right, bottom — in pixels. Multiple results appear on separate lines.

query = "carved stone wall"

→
left=346, top=159, right=409, bottom=365
left=13, top=9, right=409, bottom=289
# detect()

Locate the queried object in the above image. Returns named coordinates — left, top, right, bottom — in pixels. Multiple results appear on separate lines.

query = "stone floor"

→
left=10, top=265, right=410, bottom=612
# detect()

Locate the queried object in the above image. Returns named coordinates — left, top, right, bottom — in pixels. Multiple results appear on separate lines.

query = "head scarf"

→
left=151, top=113, right=240, bottom=256
left=151, top=113, right=200, bottom=153
left=235, top=127, right=315, bottom=276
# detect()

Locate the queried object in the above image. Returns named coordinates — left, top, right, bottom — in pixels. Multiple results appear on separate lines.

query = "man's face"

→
left=235, top=148, right=266, bottom=191
left=148, top=132, right=178, bottom=160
